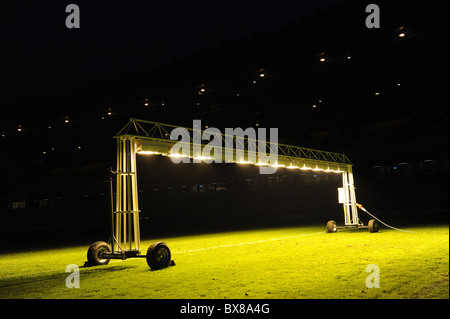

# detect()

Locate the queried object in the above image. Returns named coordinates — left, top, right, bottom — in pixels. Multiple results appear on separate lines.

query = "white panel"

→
left=338, top=187, right=345, bottom=204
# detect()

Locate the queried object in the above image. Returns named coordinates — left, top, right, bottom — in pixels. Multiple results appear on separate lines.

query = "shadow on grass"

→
left=0, top=264, right=136, bottom=290
left=80, top=264, right=136, bottom=275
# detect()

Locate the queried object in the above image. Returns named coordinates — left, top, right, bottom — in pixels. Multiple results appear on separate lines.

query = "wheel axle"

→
left=86, top=241, right=174, bottom=269
left=326, top=219, right=379, bottom=233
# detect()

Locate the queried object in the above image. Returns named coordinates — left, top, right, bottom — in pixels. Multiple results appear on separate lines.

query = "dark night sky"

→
left=1, top=0, right=341, bottom=104
left=0, top=0, right=447, bottom=237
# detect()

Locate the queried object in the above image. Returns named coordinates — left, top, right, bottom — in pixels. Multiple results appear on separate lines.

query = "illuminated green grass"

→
left=0, top=224, right=448, bottom=299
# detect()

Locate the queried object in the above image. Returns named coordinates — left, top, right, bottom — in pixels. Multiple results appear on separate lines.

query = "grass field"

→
left=0, top=224, right=448, bottom=299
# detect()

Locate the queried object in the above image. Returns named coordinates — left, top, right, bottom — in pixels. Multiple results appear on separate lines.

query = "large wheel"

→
left=87, top=241, right=111, bottom=266
left=146, top=242, right=171, bottom=270
left=326, top=220, right=337, bottom=233
left=368, top=219, right=379, bottom=233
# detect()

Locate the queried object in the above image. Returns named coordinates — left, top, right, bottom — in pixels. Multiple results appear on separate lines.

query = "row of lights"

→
left=138, top=150, right=346, bottom=173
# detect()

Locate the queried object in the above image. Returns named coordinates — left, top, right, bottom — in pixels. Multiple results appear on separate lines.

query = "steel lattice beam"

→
left=116, top=118, right=352, bottom=172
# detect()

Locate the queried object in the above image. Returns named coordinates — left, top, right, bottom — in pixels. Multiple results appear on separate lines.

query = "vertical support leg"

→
left=347, top=165, right=359, bottom=225
left=115, top=138, right=122, bottom=252
left=342, top=165, right=359, bottom=225
left=130, top=140, right=140, bottom=251
left=122, top=138, right=127, bottom=250
left=114, top=136, right=141, bottom=253
left=342, top=171, right=351, bottom=225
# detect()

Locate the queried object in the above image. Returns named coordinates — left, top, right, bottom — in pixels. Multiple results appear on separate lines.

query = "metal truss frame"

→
left=111, top=118, right=359, bottom=254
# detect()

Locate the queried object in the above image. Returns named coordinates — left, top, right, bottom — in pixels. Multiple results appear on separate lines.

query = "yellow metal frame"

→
left=113, top=136, right=141, bottom=252
left=112, top=118, right=359, bottom=253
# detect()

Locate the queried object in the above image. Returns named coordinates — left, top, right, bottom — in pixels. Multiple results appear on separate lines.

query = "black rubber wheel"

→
left=368, top=219, right=379, bottom=233
left=146, top=242, right=171, bottom=270
left=87, top=241, right=111, bottom=266
left=326, top=220, right=337, bottom=233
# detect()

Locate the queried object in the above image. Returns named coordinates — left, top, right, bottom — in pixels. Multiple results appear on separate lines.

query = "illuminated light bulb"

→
left=287, top=164, right=300, bottom=169
left=200, top=88, right=205, bottom=92
left=168, top=153, right=189, bottom=158
left=259, top=73, right=265, bottom=77
left=312, top=104, right=317, bottom=108
left=399, top=33, right=405, bottom=37
left=300, top=165, right=312, bottom=170
left=43, top=151, right=46, bottom=155
left=255, top=161, right=269, bottom=166
left=193, top=155, right=212, bottom=161
left=138, top=151, right=160, bottom=155
left=375, top=92, right=380, bottom=96
left=271, top=163, right=285, bottom=168
left=144, top=103, right=149, bottom=106
left=236, top=160, right=252, bottom=164
left=320, top=58, right=325, bottom=62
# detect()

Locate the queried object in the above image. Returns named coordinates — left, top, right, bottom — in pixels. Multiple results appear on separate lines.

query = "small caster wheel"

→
left=87, top=241, right=111, bottom=266
left=146, top=242, right=172, bottom=270
left=368, top=219, right=379, bottom=233
left=326, top=220, right=337, bottom=233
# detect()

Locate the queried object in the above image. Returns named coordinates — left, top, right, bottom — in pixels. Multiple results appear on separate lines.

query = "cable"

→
left=356, top=203, right=415, bottom=233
